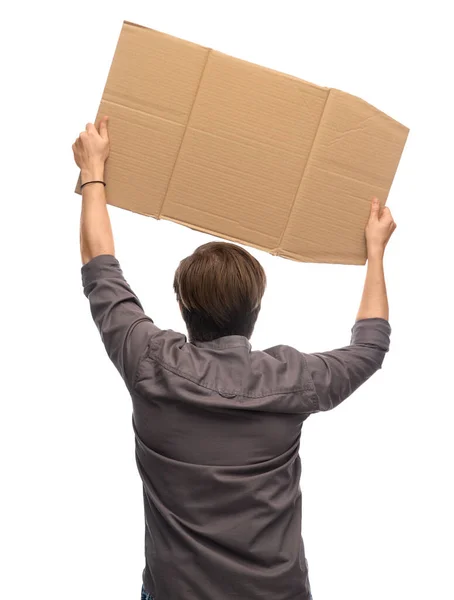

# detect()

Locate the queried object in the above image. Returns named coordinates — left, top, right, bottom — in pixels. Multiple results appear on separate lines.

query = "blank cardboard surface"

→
left=76, top=21, right=409, bottom=265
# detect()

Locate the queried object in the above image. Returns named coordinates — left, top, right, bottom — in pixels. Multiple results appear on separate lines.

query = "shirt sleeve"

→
left=81, top=254, right=160, bottom=390
left=302, top=318, right=392, bottom=411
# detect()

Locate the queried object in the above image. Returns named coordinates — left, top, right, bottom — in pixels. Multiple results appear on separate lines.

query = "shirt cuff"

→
left=351, top=318, right=391, bottom=351
left=81, top=254, right=122, bottom=288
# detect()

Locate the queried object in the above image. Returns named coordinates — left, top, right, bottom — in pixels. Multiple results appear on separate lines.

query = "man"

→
left=73, top=118, right=396, bottom=600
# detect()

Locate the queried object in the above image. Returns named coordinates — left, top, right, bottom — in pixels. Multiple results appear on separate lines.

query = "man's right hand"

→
left=365, top=197, right=397, bottom=259
left=356, top=197, right=395, bottom=322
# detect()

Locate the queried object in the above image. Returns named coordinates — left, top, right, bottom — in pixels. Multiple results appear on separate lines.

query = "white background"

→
left=1, top=0, right=453, bottom=599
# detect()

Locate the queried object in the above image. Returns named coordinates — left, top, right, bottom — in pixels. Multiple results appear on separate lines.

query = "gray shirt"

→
left=82, top=254, right=391, bottom=600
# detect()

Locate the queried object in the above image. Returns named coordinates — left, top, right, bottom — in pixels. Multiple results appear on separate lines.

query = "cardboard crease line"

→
left=102, top=97, right=187, bottom=126
left=274, top=89, right=331, bottom=254
left=326, top=113, right=380, bottom=147
left=156, top=49, right=213, bottom=219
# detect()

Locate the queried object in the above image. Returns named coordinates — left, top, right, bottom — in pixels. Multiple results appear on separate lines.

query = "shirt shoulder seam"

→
left=143, top=351, right=312, bottom=399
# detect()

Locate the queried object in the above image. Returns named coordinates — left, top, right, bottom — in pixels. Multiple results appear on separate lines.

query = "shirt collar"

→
left=192, top=336, right=251, bottom=351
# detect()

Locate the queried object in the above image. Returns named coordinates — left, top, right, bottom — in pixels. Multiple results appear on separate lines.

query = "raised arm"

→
left=356, top=197, right=396, bottom=322
left=73, top=118, right=160, bottom=389
left=304, top=197, right=397, bottom=411
left=73, top=116, right=114, bottom=265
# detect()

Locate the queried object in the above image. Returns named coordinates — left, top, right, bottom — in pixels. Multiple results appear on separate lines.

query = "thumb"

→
left=99, top=116, right=109, bottom=139
left=369, top=197, right=380, bottom=221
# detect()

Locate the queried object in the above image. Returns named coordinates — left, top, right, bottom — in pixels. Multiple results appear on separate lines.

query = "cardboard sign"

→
left=76, top=21, right=409, bottom=265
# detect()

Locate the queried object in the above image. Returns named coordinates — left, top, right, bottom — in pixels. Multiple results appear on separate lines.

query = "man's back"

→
left=134, top=331, right=311, bottom=599
left=82, top=254, right=391, bottom=600
left=133, top=332, right=315, bottom=600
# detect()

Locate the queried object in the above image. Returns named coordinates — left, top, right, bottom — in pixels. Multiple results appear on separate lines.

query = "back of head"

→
left=173, top=242, right=267, bottom=343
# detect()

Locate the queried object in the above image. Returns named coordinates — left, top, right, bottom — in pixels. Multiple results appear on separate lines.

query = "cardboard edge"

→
left=71, top=190, right=368, bottom=265
left=210, top=49, right=329, bottom=93
left=160, top=217, right=366, bottom=265
left=277, top=247, right=366, bottom=266
left=74, top=174, right=82, bottom=195
left=124, top=21, right=328, bottom=93
left=162, top=215, right=367, bottom=265
left=123, top=20, right=210, bottom=51
left=160, top=215, right=276, bottom=254
left=380, top=123, right=410, bottom=208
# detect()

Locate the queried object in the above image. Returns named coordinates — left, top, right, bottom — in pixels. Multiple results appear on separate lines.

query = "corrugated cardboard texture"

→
left=76, top=21, right=409, bottom=265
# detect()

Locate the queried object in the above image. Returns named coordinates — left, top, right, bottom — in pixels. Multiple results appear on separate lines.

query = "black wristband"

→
left=80, top=180, right=106, bottom=190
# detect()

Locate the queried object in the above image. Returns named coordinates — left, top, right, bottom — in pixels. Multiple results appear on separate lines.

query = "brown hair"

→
left=173, top=242, right=267, bottom=342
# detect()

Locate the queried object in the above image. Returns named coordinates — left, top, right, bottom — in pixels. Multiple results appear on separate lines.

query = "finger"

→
left=86, top=123, right=96, bottom=134
left=369, top=197, right=380, bottom=221
left=98, top=116, right=109, bottom=140
left=381, top=207, right=393, bottom=222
